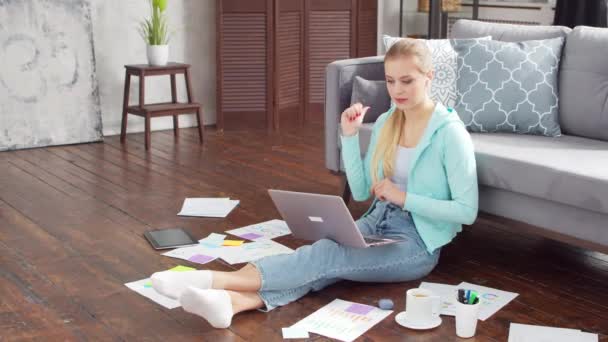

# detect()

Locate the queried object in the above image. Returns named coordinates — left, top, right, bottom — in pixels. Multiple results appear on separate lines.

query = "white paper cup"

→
left=455, top=298, right=480, bottom=338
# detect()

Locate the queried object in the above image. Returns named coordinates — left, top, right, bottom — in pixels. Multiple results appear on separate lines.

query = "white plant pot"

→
left=147, top=45, right=169, bottom=66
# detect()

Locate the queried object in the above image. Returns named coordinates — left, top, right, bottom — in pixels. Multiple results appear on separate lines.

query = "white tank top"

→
left=390, top=145, right=414, bottom=193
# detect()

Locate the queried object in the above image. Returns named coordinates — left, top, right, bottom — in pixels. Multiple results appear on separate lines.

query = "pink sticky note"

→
left=346, top=303, right=375, bottom=315
left=239, top=232, right=263, bottom=240
left=188, top=254, right=215, bottom=264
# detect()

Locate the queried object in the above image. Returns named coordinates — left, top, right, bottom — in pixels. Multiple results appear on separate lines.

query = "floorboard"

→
left=0, top=122, right=606, bottom=341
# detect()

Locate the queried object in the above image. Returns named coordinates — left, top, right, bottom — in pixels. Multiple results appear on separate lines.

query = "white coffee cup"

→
left=455, top=298, right=480, bottom=338
left=404, top=288, right=441, bottom=324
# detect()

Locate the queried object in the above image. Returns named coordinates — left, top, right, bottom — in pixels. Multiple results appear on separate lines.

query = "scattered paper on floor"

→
left=290, top=299, right=392, bottom=342
left=225, top=219, right=291, bottom=240
left=219, top=239, right=294, bottom=265
left=177, top=198, right=239, bottom=217
left=508, top=323, right=598, bottom=342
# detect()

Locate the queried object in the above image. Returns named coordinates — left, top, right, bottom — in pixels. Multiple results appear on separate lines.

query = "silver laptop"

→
left=268, top=189, right=404, bottom=248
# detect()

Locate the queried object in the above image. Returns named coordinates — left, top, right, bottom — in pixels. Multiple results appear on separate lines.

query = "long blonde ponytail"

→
left=371, top=38, right=432, bottom=184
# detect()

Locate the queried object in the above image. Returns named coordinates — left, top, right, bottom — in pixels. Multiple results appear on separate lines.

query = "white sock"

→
left=180, top=287, right=234, bottom=329
left=150, top=270, right=213, bottom=299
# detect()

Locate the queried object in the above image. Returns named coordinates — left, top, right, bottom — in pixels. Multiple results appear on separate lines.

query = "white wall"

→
left=377, top=0, right=399, bottom=54
left=377, top=0, right=427, bottom=54
left=90, top=0, right=216, bottom=136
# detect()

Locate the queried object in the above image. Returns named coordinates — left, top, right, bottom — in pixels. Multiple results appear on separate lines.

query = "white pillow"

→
left=382, top=35, right=491, bottom=109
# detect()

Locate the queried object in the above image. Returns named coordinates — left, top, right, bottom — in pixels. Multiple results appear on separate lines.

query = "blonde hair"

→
left=371, top=38, right=433, bottom=184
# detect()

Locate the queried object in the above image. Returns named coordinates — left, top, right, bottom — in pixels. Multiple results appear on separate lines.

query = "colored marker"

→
left=469, top=291, right=478, bottom=305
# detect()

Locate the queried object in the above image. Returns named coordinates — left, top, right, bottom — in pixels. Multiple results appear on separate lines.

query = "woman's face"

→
left=385, top=55, right=433, bottom=111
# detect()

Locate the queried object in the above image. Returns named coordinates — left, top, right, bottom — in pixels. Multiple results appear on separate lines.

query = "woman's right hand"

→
left=340, top=103, right=370, bottom=137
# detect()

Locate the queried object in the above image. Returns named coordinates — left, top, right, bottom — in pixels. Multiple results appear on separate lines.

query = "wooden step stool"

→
left=120, top=63, right=203, bottom=150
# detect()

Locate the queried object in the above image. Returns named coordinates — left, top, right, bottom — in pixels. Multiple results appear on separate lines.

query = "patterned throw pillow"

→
left=382, top=35, right=490, bottom=109
left=453, top=37, right=565, bottom=136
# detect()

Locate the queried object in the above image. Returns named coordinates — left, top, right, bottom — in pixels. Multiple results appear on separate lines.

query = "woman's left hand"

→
left=371, top=179, right=406, bottom=207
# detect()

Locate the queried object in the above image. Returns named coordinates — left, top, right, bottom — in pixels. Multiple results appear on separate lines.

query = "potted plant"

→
left=139, top=0, right=171, bottom=66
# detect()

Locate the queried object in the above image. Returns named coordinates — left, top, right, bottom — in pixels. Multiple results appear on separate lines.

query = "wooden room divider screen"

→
left=217, top=0, right=377, bottom=131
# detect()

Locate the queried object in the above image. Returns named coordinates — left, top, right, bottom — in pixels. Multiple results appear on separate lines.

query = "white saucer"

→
left=395, top=311, right=442, bottom=330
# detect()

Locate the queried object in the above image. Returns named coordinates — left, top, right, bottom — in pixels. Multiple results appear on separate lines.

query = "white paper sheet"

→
left=282, top=327, right=310, bottom=339
left=579, top=332, right=599, bottom=342
left=177, top=198, right=239, bottom=217
left=290, top=299, right=392, bottom=342
left=419, top=281, right=459, bottom=316
left=508, top=323, right=596, bottom=342
left=162, top=244, right=220, bottom=264
left=162, top=233, right=227, bottom=263
left=457, top=282, right=519, bottom=321
left=418, top=281, right=518, bottom=320
left=219, top=239, right=294, bottom=265
left=225, top=219, right=291, bottom=240
left=125, top=278, right=180, bottom=309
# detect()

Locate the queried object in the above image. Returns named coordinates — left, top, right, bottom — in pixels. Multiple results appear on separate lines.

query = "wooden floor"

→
left=1, top=121, right=607, bottom=341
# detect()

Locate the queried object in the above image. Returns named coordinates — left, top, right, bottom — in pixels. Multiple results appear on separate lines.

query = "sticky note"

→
left=144, top=281, right=152, bottom=288
left=282, top=327, right=310, bottom=339
left=239, top=233, right=263, bottom=240
left=223, top=240, right=244, bottom=246
left=199, top=242, right=221, bottom=248
left=188, top=254, right=216, bottom=264
left=345, top=303, right=375, bottom=315
left=199, top=233, right=226, bottom=248
left=206, top=233, right=227, bottom=242
left=170, top=265, right=196, bottom=272
left=208, top=233, right=226, bottom=247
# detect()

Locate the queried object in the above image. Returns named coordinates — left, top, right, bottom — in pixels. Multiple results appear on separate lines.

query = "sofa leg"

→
left=342, top=177, right=351, bottom=204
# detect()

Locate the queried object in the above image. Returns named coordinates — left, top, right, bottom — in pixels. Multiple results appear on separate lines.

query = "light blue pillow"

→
left=453, top=37, right=565, bottom=136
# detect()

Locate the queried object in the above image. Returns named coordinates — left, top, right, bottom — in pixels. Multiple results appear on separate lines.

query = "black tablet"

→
left=144, top=228, right=199, bottom=250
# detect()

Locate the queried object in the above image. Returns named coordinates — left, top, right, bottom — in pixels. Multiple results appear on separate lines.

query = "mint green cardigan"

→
left=340, top=103, right=479, bottom=253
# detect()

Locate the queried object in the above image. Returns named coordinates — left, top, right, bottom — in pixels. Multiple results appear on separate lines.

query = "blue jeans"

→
left=251, top=200, right=441, bottom=311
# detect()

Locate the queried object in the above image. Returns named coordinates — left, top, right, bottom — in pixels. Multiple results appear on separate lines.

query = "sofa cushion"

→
left=453, top=37, right=565, bottom=137
left=325, top=55, right=386, bottom=172
left=559, top=26, right=608, bottom=142
left=450, top=19, right=571, bottom=42
left=358, top=123, right=373, bottom=156
left=337, top=123, right=373, bottom=169
left=472, top=133, right=608, bottom=215
left=382, top=35, right=490, bottom=110
left=350, top=76, right=391, bottom=123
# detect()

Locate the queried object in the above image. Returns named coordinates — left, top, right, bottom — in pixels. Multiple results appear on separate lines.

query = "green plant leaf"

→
left=158, top=0, right=168, bottom=12
left=139, top=0, right=170, bottom=46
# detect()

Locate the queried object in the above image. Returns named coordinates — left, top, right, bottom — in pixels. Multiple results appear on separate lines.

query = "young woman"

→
left=150, top=38, right=478, bottom=328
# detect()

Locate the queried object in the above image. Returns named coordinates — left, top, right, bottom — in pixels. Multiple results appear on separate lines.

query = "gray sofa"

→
left=325, top=19, right=608, bottom=252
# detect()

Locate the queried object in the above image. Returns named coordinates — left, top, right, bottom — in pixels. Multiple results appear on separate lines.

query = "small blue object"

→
left=378, top=298, right=394, bottom=310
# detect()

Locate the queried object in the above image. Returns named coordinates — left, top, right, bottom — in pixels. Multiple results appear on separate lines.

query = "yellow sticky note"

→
left=223, top=240, right=244, bottom=246
left=170, top=265, right=196, bottom=272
